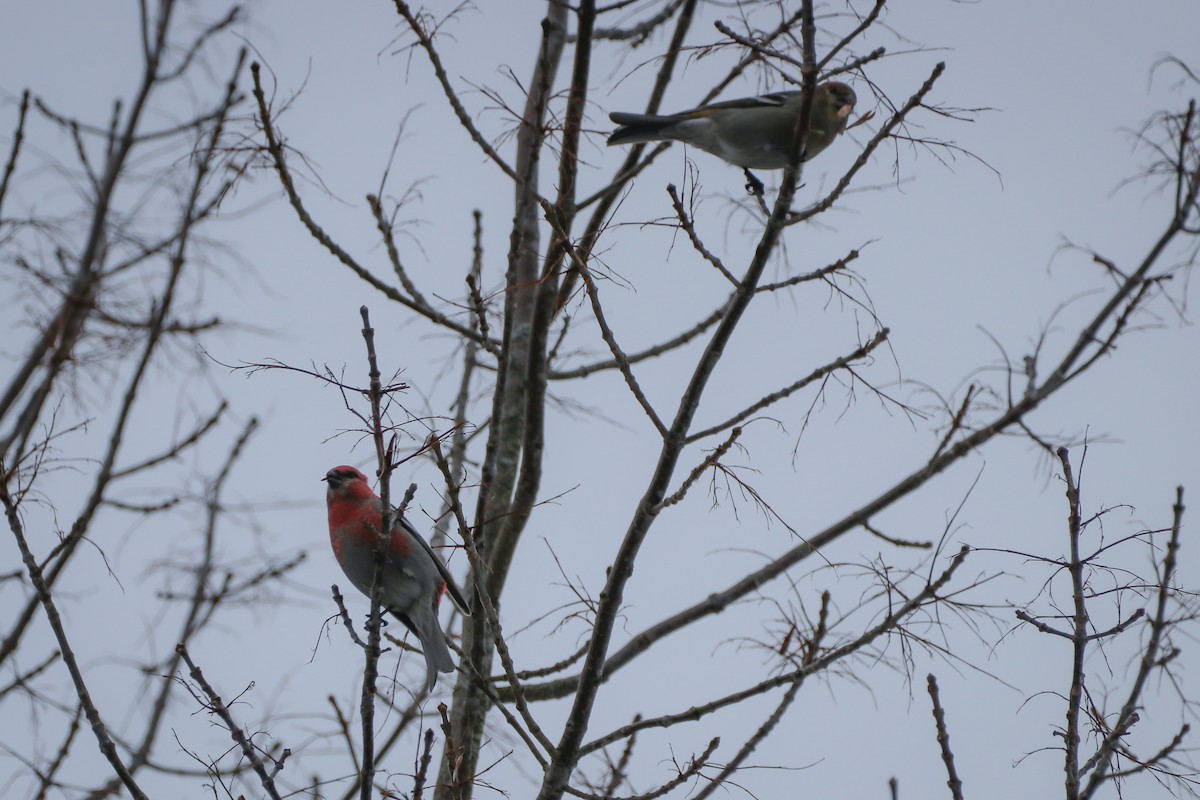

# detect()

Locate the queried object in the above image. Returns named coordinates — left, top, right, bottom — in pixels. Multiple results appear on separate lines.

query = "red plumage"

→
left=323, top=465, right=469, bottom=692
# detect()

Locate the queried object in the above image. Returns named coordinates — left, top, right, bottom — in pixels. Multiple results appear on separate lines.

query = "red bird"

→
left=324, top=465, right=470, bottom=692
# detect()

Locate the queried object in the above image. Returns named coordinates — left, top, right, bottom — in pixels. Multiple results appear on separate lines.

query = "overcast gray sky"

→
left=2, top=2, right=1199, bottom=798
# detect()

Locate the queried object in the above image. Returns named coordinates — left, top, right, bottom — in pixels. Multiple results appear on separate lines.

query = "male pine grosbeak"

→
left=324, top=465, right=470, bottom=692
left=607, top=81, right=857, bottom=169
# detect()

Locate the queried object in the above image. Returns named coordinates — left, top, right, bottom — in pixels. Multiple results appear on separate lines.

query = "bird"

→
left=324, top=465, right=471, bottom=692
left=607, top=82, right=857, bottom=170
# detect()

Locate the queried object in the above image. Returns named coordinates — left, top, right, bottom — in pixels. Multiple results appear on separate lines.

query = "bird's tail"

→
left=418, top=625, right=455, bottom=693
left=607, top=112, right=675, bottom=146
left=392, top=607, right=455, bottom=693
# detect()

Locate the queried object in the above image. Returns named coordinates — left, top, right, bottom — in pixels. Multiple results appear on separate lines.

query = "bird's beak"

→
left=836, top=104, right=853, bottom=120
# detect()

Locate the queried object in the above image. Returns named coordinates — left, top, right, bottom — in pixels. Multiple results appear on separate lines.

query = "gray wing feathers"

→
left=397, top=515, right=472, bottom=614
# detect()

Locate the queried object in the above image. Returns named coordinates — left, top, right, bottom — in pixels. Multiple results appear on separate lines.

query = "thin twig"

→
left=390, top=0, right=517, bottom=180
left=0, top=89, right=30, bottom=219
left=685, top=328, right=889, bottom=443
left=656, top=427, right=742, bottom=511
left=926, top=674, right=965, bottom=800
left=175, top=644, right=285, bottom=800
left=430, top=437, right=556, bottom=763
left=565, top=738, right=718, bottom=800
left=667, top=184, right=736, bottom=285
left=248, top=63, right=498, bottom=351
left=572, top=250, right=668, bottom=437
left=581, top=548, right=969, bottom=755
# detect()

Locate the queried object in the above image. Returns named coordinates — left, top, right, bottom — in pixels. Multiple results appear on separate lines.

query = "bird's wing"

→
left=679, top=91, right=797, bottom=116
left=609, top=111, right=665, bottom=125
left=396, top=514, right=473, bottom=615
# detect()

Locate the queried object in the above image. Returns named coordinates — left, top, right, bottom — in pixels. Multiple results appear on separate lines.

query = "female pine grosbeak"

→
left=607, top=82, right=857, bottom=169
left=324, top=465, right=470, bottom=692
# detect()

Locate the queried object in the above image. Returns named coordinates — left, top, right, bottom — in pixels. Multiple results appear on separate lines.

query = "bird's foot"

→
left=743, top=169, right=765, bottom=198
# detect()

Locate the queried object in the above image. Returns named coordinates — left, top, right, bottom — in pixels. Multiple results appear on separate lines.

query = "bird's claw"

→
left=743, top=169, right=765, bottom=198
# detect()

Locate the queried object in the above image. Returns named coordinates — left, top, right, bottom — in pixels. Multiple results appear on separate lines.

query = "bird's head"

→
left=821, top=81, right=857, bottom=122
left=323, top=465, right=373, bottom=500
